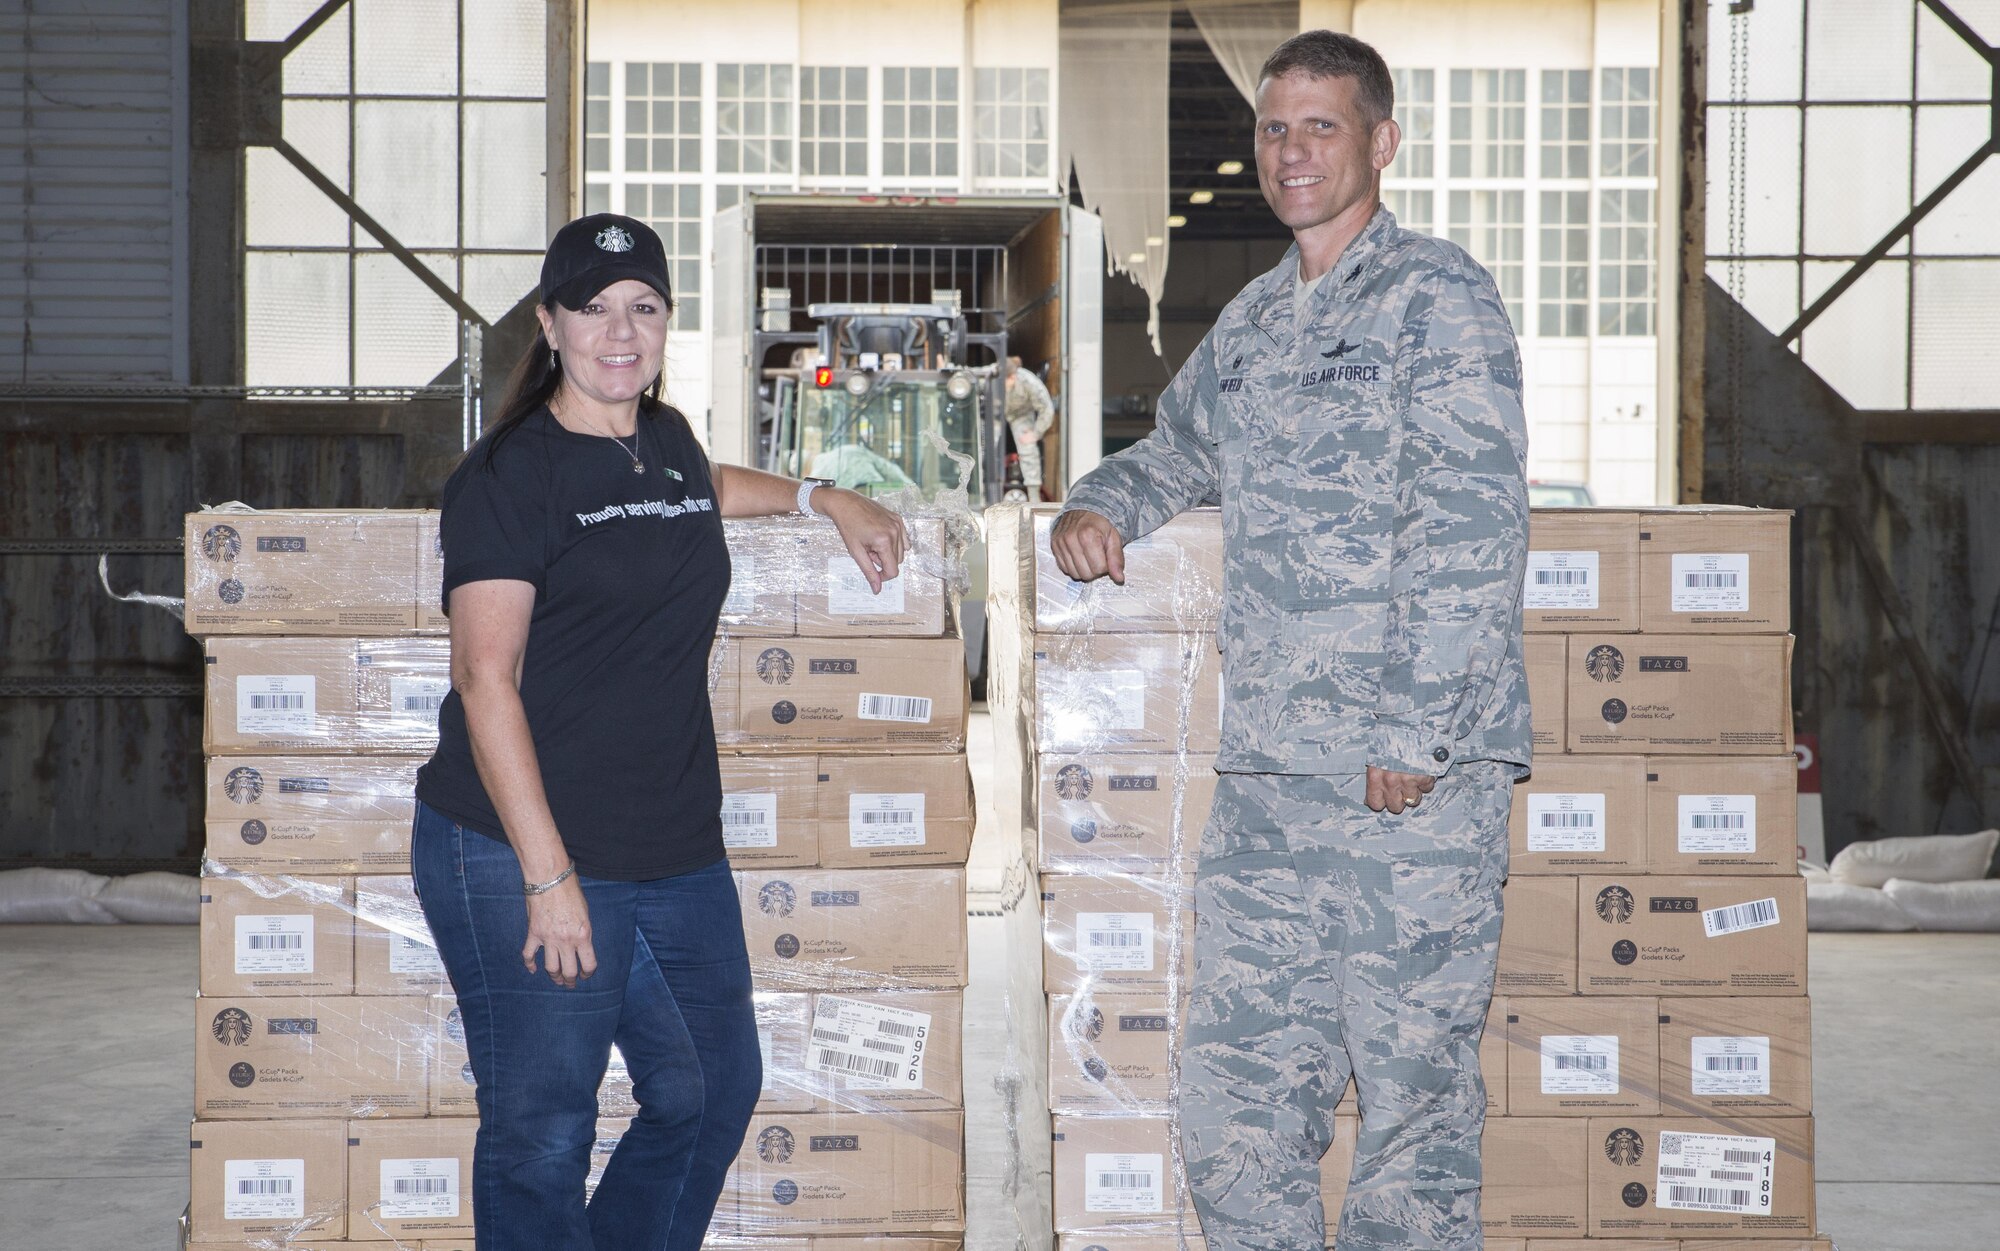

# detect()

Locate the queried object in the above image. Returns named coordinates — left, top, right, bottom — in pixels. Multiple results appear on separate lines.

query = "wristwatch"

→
left=796, top=477, right=835, bottom=517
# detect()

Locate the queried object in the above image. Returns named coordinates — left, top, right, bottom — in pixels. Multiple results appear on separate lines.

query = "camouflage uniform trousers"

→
left=1180, top=761, right=1511, bottom=1250
left=1010, top=418, right=1046, bottom=494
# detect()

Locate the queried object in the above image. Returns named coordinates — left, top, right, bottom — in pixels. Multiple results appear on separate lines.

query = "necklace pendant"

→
left=632, top=461, right=645, bottom=474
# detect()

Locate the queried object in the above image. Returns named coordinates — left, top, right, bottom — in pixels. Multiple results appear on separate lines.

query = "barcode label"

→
left=1656, top=1131, right=1775, bottom=1214
left=826, top=556, right=908, bottom=615
left=389, top=676, right=450, bottom=722
left=223, top=1158, right=305, bottom=1220
left=387, top=930, right=445, bottom=976
left=1678, top=794, right=1757, bottom=854
left=1540, top=1034, right=1621, bottom=1095
left=848, top=792, right=926, bottom=848
left=236, top=676, right=317, bottom=736
left=858, top=692, right=933, bottom=723
left=1671, top=553, right=1751, bottom=612
left=1041, top=666, right=1148, bottom=742
left=1525, top=792, right=1607, bottom=853
left=379, top=1157, right=460, bottom=1219
left=720, top=792, right=779, bottom=849
left=722, top=556, right=758, bottom=616
left=1703, top=896, right=1780, bottom=937
left=1525, top=550, right=1601, bottom=610
left=1084, top=1152, right=1164, bottom=1213
left=234, top=914, right=314, bottom=975
left=806, top=995, right=930, bottom=1089
left=1076, top=911, right=1155, bottom=972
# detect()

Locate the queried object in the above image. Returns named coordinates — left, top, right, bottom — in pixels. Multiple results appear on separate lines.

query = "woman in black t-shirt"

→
left=411, top=214, right=906, bottom=1250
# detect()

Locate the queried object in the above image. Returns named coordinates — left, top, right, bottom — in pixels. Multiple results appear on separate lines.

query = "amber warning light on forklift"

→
left=814, top=366, right=833, bottom=388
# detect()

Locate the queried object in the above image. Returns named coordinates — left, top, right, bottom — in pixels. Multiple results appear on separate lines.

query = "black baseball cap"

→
left=540, top=213, right=672, bottom=310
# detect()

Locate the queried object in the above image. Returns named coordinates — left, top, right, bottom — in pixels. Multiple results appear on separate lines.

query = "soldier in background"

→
left=1003, top=355, right=1056, bottom=500
left=1051, top=30, right=1529, bottom=1251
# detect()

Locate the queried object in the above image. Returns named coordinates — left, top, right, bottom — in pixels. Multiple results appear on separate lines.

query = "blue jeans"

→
left=412, top=801, right=761, bottom=1251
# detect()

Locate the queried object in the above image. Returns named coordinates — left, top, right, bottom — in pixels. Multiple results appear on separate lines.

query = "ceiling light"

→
left=1188, top=190, right=1214, bottom=205
left=1167, top=214, right=1186, bottom=228
left=1145, top=236, right=1164, bottom=247
left=1127, top=252, right=1147, bottom=264
left=1216, top=160, right=1244, bottom=175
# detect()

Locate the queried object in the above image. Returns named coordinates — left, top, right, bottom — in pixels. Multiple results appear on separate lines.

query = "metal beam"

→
left=1677, top=0, right=1709, bottom=502
left=1859, top=411, right=2000, bottom=443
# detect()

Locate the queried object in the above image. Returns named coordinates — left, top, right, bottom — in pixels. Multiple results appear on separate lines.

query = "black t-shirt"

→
left=415, top=404, right=731, bottom=881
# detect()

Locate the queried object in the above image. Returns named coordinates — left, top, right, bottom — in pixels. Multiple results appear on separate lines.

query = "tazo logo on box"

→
left=1596, top=885, right=1636, bottom=924
left=756, top=648, right=795, bottom=685
left=808, top=658, right=857, bottom=675
left=1604, top=1127, right=1645, bottom=1166
left=1639, top=655, right=1689, bottom=672
left=1649, top=896, right=1699, bottom=913
left=1119, top=1014, right=1169, bottom=1032
left=809, top=1135, right=860, bottom=1152
left=1585, top=644, right=1625, bottom=683
left=811, top=890, right=861, bottom=907
left=255, top=536, right=308, bottom=553
left=1109, top=774, right=1159, bottom=791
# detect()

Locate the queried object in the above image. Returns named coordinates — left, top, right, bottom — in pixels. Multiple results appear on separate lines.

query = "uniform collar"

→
left=1249, top=205, right=1400, bottom=339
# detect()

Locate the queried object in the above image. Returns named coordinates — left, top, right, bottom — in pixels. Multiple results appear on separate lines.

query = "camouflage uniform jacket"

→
left=1063, top=208, right=1531, bottom=778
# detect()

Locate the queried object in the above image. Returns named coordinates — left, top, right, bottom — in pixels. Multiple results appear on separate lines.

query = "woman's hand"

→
left=523, top=876, right=597, bottom=989
left=816, top=488, right=910, bottom=593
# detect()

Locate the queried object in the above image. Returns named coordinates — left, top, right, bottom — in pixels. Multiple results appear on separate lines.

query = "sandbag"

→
left=0, top=867, right=118, bottom=924
left=1828, top=829, right=1999, bottom=887
left=1882, top=877, right=2000, bottom=932
left=97, top=871, right=201, bottom=924
left=1806, top=881, right=1916, bottom=932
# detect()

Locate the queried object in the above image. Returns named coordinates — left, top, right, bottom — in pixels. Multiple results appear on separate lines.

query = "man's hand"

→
left=1366, top=766, right=1437, bottom=815
left=1050, top=509, right=1127, bottom=585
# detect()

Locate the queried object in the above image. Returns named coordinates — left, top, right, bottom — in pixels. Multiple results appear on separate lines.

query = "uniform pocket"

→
left=1389, top=843, right=1504, bottom=1055
left=1281, top=416, right=1396, bottom=610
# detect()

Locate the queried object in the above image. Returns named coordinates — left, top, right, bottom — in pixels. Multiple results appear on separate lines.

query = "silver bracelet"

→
left=796, top=477, right=833, bottom=517
left=523, top=863, right=576, bottom=896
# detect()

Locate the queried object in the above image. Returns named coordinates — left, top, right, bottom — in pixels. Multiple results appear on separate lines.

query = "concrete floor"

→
left=2, top=711, right=1994, bottom=1249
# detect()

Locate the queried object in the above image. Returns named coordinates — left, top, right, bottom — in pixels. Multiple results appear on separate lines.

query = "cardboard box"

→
left=184, top=509, right=421, bottom=635
left=1639, top=507, right=1792, bottom=634
left=757, top=990, right=963, bottom=1113
left=1577, top=876, right=1807, bottom=996
left=415, top=510, right=448, bottom=633
left=1658, top=996, right=1814, bottom=1117
left=1527, top=1242, right=1674, bottom=1250
left=1041, top=874, right=1196, bottom=995
left=720, top=755, right=822, bottom=867
left=188, top=1118, right=348, bottom=1242
left=354, top=875, right=449, bottom=997
left=1509, top=756, right=1647, bottom=875
left=346, top=1116, right=477, bottom=1239
left=428, top=995, right=478, bottom=1117
left=1036, top=753, right=1219, bottom=872
left=1671, top=1240, right=1833, bottom=1251
left=1051, top=1114, right=1355, bottom=1233
left=720, top=1111, right=965, bottom=1236
left=1058, top=1240, right=1207, bottom=1251
left=715, top=638, right=969, bottom=754
left=1566, top=634, right=1794, bottom=756
left=817, top=754, right=974, bottom=869
left=204, top=637, right=450, bottom=755
left=1047, top=994, right=1505, bottom=1118
left=796, top=516, right=951, bottom=637
left=1525, top=635, right=1567, bottom=752
left=1587, top=1115, right=1815, bottom=1238
left=720, top=518, right=801, bottom=636
left=737, top=868, right=967, bottom=991
left=194, top=996, right=431, bottom=1120
left=203, top=756, right=421, bottom=875
left=199, top=875, right=355, bottom=997
left=1481, top=1116, right=1589, bottom=1238
left=1526, top=508, right=1641, bottom=632
left=1506, top=996, right=1660, bottom=1116
left=1498, top=875, right=1578, bottom=995
left=1644, top=756, right=1800, bottom=876
left=1020, top=505, right=1225, bottom=633
left=1032, top=634, right=1221, bottom=756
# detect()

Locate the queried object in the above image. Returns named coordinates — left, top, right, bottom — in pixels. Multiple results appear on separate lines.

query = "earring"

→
left=549, top=348, right=558, bottom=370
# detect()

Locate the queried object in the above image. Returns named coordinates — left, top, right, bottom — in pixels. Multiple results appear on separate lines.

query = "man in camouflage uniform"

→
left=1004, top=355, right=1056, bottom=499
left=1052, top=30, right=1529, bottom=1251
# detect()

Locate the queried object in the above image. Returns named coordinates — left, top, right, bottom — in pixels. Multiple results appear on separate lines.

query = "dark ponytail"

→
left=477, top=313, right=668, bottom=468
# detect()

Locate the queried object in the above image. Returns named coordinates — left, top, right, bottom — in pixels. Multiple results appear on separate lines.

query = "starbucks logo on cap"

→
left=596, top=224, right=635, bottom=252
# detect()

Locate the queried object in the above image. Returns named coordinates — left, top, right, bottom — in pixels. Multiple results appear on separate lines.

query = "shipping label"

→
left=1690, top=1034, right=1773, bottom=1095
left=386, top=930, right=445, bottom=976
left=1540, top=1033, right=1621, bottom=1095
left=1703, top=896, right=1780, bottom=938
left=1084, top=1152, right=1165, bottom=1214
left=223, top=1157, right=306, bottom=1220
left=1655, top=1130, right=1776, bottom=1214
left=826, top=557, right=907, bottom=615
left=848, top=792, right=926, bottom=847
left=1076, top=911, right=1155, bottom=972
left=1671, top=553, right=1751, bottom=613
left=236, top=675, right=317, bottom=736
left=1525, top=792, right=1608, bottom=852
left=234, top=914, right=315, bottom=975
left=721, top=793, right=780, bottom=849
left=807, top=994, right=931, bottom=1089
left=858, top=692, right=933, bottom=723
left=378, top=1156, right=461, bottom=1219
left=1678, top=794, right=1757, bottom=854
left=1526, top=549, right=1601, bottom=610
left=389, top=676, right=449, bottom=724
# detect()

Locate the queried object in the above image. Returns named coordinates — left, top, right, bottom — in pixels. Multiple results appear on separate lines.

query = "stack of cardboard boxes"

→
left=990, top=503, right=1830, bottom=1251
left=183, top=508, right=971, bottom=1248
